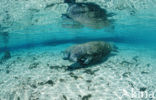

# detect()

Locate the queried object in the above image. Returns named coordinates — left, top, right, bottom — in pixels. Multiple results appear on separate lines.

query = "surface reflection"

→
left=62, top=0, right=115, bottom=29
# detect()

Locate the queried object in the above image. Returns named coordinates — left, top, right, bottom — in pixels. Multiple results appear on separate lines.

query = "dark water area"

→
left=0, top=34, right=155, bottom=53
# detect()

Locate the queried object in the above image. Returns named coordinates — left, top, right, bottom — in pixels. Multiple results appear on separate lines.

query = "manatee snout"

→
left=62, top=51, right=78, bottom=62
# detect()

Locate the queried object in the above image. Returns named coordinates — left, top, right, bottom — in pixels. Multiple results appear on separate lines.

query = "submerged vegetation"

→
left=0, top=26, right=11, bottom=63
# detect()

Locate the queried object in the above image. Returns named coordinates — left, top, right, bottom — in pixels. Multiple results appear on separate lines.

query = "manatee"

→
left=63, top=41, right=115, bottom=70
left=62, top=0, right=115, bottom=29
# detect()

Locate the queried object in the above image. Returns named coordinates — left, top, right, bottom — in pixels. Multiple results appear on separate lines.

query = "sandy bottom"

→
left=0, top=43, right=156, bottom=100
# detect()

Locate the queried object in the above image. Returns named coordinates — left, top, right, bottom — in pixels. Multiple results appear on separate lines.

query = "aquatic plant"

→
left=0, top=51, right=11, bottom=64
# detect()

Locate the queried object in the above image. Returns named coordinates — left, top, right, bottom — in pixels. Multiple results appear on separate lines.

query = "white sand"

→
left=0, top=43, right=156, bottom=100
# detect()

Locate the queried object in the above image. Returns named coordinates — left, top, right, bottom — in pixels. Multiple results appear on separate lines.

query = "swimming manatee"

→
left=63, top=41, right=115, bottom=70
left=62, top=0, right=115, bottom=29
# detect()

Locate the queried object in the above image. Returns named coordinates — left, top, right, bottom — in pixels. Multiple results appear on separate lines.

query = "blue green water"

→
left=0, top=11, right=156, bottom=52
left=0, top=0, right=156, bottom=99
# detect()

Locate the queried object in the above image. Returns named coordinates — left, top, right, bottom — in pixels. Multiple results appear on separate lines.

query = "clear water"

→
left=0, top=0, right=156, bottom=100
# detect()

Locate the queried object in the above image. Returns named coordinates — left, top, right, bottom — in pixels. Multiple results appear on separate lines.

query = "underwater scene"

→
left=0, top=0, right=156, bottom=100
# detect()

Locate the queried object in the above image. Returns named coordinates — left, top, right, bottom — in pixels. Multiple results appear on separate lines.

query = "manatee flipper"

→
left=67, top=62, right=85, bottom=71
left=84, top=57, right=93, bottom=65
left=80, top=56, right=93, bottom=65
left=62, top=50, right=70, bottom=60
left=63, top=54, right=70, bottom=60
left=67, top=57, right=92, bottom=71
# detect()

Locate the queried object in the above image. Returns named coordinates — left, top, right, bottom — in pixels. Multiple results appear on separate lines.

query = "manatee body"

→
left=63, top=41, right=113, bottom=66
left=62, top=1, right=114, bottom=29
